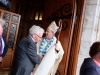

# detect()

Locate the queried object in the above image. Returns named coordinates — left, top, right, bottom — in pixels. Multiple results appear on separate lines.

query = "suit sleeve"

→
left=1, top=36, right=8, bottom=57
left=26, top=43, right=41, bottom=64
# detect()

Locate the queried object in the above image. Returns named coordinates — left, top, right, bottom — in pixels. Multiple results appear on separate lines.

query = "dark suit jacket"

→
left=10, top=35, right=41, bottom=75
left=1, top=35, right=8, bottom=57
left=80, top=58, right=100, bottom=75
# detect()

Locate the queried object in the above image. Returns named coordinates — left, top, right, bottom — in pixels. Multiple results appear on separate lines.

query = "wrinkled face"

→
left=0, top=24, right=3, bottom=36
left=34, top=32, right=43, bottom=42
left=45, top=28, right=54, bottom=40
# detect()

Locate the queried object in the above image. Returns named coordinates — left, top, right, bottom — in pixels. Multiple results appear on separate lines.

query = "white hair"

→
left=0, top=18, right=5, bottom=26
left=29, top=25, right=44, bottom=35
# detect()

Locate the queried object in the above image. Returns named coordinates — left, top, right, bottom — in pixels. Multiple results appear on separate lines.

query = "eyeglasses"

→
left=35, top=34, right=42, bottom=39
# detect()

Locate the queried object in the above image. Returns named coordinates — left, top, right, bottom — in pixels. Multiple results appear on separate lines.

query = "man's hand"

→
left=0, top=56, right=2, bottom=62
left=55, top=43, right=60, bottom=51
left=38, top=54, right=43, bottom=58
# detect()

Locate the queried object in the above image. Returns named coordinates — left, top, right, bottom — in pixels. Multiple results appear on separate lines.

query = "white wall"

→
left=76, top=0, right=100, bottom=75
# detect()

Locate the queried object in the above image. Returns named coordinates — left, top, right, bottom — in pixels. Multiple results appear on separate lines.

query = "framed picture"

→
left=3, top=12, right=11, bottom=20
left=12, top=15, right=19, bottom=23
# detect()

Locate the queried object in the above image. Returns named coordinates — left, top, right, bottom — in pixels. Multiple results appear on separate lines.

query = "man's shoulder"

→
left=81, top=58, right=97, bottom=70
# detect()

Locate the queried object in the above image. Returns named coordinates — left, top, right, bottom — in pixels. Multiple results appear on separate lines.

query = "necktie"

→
left=0, top=38, right=2, bottom=55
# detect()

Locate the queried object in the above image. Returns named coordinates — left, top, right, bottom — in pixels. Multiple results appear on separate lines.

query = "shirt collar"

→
left=29, top=34, right=37, bottom=43
left=93, top=59, right=100, bottom=67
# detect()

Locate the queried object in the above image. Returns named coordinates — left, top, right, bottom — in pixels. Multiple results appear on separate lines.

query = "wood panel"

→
left=67, top=0, right=86, bottom=75
left=1, top=51, right=13, bottom=70
left=0, top=9, right=21, bottom=71
left=41, top=0, right=76, bottom=75
left=10, top=0, right=16, bottom=12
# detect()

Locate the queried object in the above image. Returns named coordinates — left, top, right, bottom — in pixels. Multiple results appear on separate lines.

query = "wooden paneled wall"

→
left=10, top=0, right=16, bottom=12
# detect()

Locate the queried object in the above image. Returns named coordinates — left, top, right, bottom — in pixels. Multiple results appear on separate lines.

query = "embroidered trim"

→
left=39, top=37, right=54, bottom=55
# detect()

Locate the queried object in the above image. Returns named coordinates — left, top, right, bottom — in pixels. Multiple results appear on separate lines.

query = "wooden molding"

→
left=67, top=0, right=86, bottom=75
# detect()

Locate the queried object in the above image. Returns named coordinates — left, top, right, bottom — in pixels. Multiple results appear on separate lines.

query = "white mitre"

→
left=48, top=21, right=59, bottom=34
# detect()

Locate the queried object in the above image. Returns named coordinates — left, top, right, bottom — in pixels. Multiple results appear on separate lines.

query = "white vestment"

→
left=31, top=37, right=64, bottom=75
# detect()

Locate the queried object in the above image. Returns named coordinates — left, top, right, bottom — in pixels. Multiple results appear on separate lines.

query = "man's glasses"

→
left=35, top=34, right=42, bottom=39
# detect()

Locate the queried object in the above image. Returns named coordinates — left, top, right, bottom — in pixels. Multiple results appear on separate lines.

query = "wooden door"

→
left=41, top=0, right=76, bottom=75
left=0, top=9, right=21, bottom=71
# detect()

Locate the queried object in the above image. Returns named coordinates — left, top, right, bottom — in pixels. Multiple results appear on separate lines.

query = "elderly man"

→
left=10, top=25, right=44, bottom=75
left=0, top=18, right=8, bottom=63
left=32, top=21, right=64, bottom=75
left=80, top=41, right=100, bottom=75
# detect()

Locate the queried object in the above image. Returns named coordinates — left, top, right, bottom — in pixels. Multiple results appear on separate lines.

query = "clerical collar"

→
left=46, top=39, right=50, bottom=42
left=45, top=36, right=54, bottom=42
